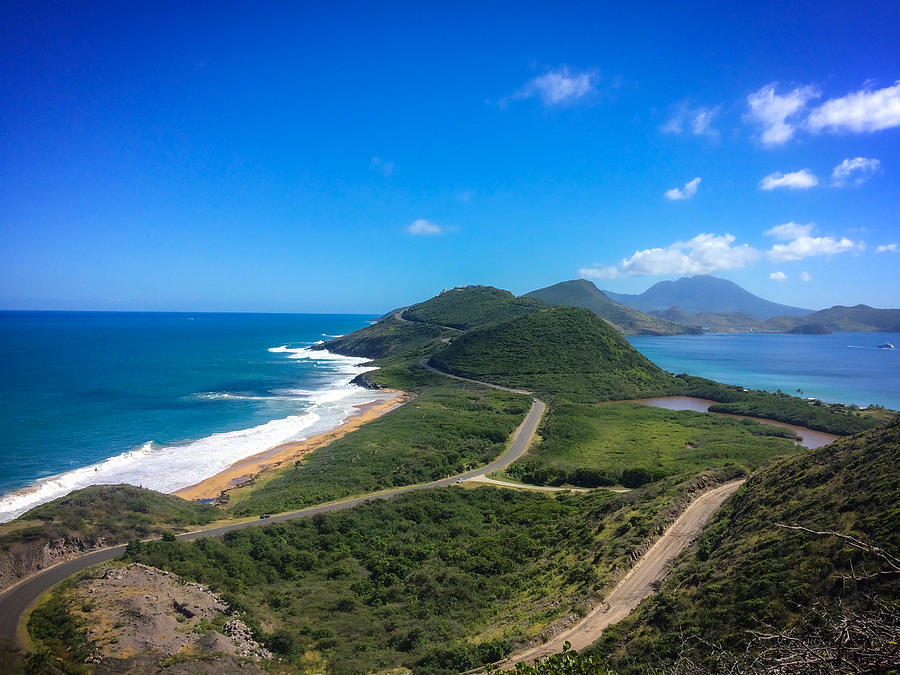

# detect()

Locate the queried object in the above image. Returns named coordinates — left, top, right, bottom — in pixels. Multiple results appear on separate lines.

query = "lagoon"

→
left=629, top=331, right=900, bottom=410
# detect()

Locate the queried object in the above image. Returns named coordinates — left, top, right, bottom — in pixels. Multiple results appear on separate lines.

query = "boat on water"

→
left=878, top=343, right=895, bottom=349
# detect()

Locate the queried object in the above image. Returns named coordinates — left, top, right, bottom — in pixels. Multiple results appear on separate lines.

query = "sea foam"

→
left=0, top=346, right=388, bottom=523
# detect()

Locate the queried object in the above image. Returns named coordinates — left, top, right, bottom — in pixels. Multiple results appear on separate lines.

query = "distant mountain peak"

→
left=602, top=275, right=811, bottom=320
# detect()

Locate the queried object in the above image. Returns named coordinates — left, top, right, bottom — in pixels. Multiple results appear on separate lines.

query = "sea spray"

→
left=0, top=312, right=385, bottom=522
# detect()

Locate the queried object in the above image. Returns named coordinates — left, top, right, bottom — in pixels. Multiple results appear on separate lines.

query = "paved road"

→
left=0, top=363, right=543, bottom=648
left=501, top=479, right=745, bottom=667
left=420, top=357, right=532, bottom=395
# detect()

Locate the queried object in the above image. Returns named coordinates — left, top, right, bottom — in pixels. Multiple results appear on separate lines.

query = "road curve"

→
left=420, top=358, right=532, bottom=395
left=501, top=479, right=745, bottom=667
left=0, top=365, right=543, bottom=648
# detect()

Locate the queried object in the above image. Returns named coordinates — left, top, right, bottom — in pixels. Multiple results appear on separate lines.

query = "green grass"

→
left=123, top=476, right=733, bottom=675
left=588, top=418, right=900, bottom=672
left=404, top=285, right=546, bottom=330
left=226, top=373, right=530, bottom=517
left=431, top=306, right=681, bottom=403
left=502, top=403, right=799, bottom=488
left=321, top=318, right=451, bottom=360
left=1, top=485, right=218, bottom=556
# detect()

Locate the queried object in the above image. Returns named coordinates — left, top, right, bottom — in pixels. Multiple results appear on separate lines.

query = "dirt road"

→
left=502, top=479, right=745, bottom=667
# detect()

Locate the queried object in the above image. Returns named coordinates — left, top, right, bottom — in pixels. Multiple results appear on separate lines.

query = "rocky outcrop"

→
left=70, top=563, right=271, bottom=666
left=0, top=533, right=108, bottom=592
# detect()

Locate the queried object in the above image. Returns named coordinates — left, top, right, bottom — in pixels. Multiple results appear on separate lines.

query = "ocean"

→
left=0, top=311, right=388, bottom=522
left=629, top=331, right=900, bottom=410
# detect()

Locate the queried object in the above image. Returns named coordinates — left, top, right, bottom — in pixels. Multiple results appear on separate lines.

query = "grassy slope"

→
left=589, top=419, right=900, bottom=671
left=125, top=475, right=734, bottom=675
left=503, top=403, right=799, bottom=488
left=431, top=306, right=680, bottom=402
left=226, top=367, right=530, bottom=516
left=523, top=280, right=698, bottom=336
left=403, top=286, right=546, bottom=330
left=1, top=485, right=217, bottom=552
left=319, top=317, right=450, bottom=360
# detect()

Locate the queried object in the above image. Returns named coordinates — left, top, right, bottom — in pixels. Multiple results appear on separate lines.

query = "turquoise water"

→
left=0, top=311, right=384, bottom=521
left=629, top=332, right=900, bottom=410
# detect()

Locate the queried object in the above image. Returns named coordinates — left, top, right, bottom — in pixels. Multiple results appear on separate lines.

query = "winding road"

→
left=0, top=362, right=543, bottom=648
left=0, top=356, right=743, bottom=668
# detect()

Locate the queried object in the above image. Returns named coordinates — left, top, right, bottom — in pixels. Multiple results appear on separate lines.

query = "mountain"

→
left=591, top=418, right=900, bottom=672
left=604, top=275, right=811, bottom=319
left=762, top=304, right=900, bottom=333
left=522, top=279, right=700, bottom=335
left=430, top=305, right=679, bottom=402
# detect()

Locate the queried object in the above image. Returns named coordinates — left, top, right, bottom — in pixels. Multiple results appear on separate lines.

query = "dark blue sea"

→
left=0, top=312, right=385, bottom=521
left=630, top=332, right=900, bottom=410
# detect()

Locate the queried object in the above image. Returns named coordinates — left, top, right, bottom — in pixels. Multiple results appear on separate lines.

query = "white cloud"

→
left=746, top=83, right=819, bottom=146
left=808, top=82, right=900, bottom=134
left=764, top=222, right=864, bottom=262
left=508, top=66, right=597, bottom=106
left=370, top=156, right=395, bottom=176
left=665, top=177, right=702, bottom=200
left=831, top=157, right=880, bottom=186
left=801, top=271, right=812, bottom=282
left=876, top=243, right=898, bottom=253
left=580, top=233, right=758, bottom=279
left=768, top=235, right=863, bottom=262
left=662, top=103, right=720, bottom=138
left=407, top=219, right=445, bottom=235
left=759, top=169, right=819, bottom=190
left=769, top=271, right=787, bottom=281
left=764, top=222, right=815, bottom=240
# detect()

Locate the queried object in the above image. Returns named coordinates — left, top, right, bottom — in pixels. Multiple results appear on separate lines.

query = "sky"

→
left=1, top=1, right=898, bottom=313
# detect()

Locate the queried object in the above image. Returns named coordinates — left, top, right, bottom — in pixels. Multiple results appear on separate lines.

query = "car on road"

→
left=259, top=513, right=271, bottom=519
left=456, top=478, right=463, bottom=483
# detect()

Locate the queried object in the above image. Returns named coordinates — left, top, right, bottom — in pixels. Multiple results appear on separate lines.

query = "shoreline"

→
left=174, top=389, right=413, bottom=502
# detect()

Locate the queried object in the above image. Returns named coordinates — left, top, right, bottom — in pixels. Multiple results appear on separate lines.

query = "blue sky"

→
left=1, top=1, right=898, bottom=313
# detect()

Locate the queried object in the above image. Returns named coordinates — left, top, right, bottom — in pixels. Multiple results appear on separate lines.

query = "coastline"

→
left=174, top=389, right=413, bottom=502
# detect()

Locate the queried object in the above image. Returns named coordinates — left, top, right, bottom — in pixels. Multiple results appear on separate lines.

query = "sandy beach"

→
left=174, top=389, right=413, bottom=502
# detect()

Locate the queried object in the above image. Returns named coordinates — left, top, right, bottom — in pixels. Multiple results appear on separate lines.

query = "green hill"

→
left=320, top=317, right=450, bottom=360
left=523, top=279, right=699, bottom=335
left=591, top=419, right=900, bottom=671
left=430, top=306, right=679, bottom=402
left=762, top=304, right=900, bottom=333
left=403, top=285, right=546, bottom=330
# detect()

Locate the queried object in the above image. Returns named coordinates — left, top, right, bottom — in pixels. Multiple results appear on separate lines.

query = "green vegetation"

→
left=1, top=485, right=217, bottom=554
left=588, top=419, right=900, bottom=672
left=125, top=478, right=728, bottom=674
left=432, top=306, right=680, bottom=402
left=677, top=374, right=889, bottom=434
left=404, top=285, right=546, bottom=330
left=27, top=578, right=92, bottom=672
left=503, top=403, right=798, bottom=488
left=321, top=318, right=451, bottom=360
left=523, top=279, right=698, bottom=336
left=227, top=373, right=530, bottom=516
